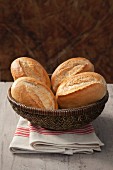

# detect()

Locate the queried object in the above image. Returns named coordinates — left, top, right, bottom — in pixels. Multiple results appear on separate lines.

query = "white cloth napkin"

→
left=9, top=117, right=104, bottom=155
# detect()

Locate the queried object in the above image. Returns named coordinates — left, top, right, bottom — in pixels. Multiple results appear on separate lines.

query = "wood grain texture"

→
left=0, top=83, right=113, bottom=170
left=0, top=0, right=113, bottom=82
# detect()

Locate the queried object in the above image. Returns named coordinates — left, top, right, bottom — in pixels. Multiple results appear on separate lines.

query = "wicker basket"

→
left=7, top=87, right=109, bottom=130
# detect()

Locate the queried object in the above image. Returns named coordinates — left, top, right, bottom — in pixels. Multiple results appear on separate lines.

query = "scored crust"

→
left=56, top=72, right=107, bottom=109
left=11, top=77, right=58, bottom=110
left=11, top=57, right=51, bottom=88
left=51, top=57, right=94, bottom=92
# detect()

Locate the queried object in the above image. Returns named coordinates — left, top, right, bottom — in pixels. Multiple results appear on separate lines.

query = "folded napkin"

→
left=9, top=117, right=104, bottom=155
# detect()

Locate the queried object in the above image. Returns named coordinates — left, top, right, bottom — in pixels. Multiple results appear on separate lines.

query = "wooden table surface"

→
left=0, top=82, right=113, bottom=170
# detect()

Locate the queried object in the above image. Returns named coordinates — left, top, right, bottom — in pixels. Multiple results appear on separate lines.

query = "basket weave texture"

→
left=7, top=87, right=109, bottom=130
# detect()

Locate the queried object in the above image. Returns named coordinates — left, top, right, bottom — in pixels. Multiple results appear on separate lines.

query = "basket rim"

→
left=7, top=86, right=109, bottom=115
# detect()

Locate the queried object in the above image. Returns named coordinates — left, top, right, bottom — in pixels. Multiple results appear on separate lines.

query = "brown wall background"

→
left=0, top=0, right=113, bottom=82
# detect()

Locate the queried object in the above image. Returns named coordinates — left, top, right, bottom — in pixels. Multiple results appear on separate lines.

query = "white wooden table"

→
left=0, top=82, right=113, bottom=170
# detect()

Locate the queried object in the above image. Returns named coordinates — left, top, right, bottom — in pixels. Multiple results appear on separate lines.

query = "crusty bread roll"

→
left=11, top=57, right=51, bottom=88
left=11, top=77, right=58, bottom=109
left=51, top=57, right=94, bottom=92
left=56, top=72, right=107, bottom=109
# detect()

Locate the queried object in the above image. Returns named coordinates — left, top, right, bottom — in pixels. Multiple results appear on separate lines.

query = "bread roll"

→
left=11, top=57, right=51, bottom=88
left=11, top=77, right=58, bottom=109
left=51, top=57, right=94, bottom=92
left=56, top=72, right=107, bottom=109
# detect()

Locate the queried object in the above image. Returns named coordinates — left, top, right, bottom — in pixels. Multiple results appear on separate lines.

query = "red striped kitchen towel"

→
left=9, top=117, right=104, bottom=155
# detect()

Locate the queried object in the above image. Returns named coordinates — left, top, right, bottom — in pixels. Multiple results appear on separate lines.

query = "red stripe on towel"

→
left=29, top=124, right=94, bottom=135
left=15, top=127, right=30, bottom=137
left=14, top=123, right=94, bottom=137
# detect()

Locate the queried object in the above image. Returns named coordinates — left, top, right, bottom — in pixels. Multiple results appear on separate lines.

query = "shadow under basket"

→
left=7, top=87, right=109, bottom=130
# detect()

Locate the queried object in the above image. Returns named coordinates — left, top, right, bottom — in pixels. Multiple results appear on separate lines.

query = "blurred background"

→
left=0, top=0, right=113, bottom=82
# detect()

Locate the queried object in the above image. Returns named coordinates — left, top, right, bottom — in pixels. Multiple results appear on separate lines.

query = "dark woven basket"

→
left=7, top=87, right=109, bottom=130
